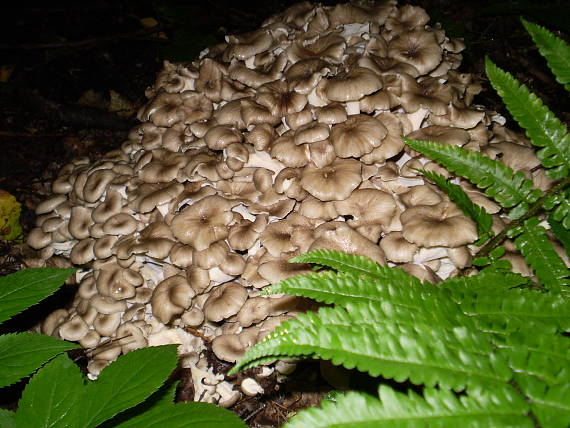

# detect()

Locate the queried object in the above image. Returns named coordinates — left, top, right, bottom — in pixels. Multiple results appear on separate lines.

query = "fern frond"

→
left=232, top=305, right=512, bottom=390
left=516, top=375, right=570, bottom=428
left=403, top=138, right=541, bottom=218
left=495, top=329, right=570, bottom=385
left=522, top=18, right=570, bottom=93
left=550, top=190, right=570, bottom=229
left=457, top=287, right=570, bottom=332
left=485, top=57, right=570, bottom=179
left=420, top=170, right=493, bottom=242
left=289, top=250, right=423, bottom=283
left=441, top=266, right=531, bottom=297
left=283, top=385, right=532, bottom=428
left=514, top=217, right=570, bottom=293
left=263, top=269, right=435, bottom=308
left=548, top=215, right=570, bottom=259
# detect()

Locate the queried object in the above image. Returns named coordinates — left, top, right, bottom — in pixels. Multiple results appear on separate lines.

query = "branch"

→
left=475, top=175, right=570, bottom=259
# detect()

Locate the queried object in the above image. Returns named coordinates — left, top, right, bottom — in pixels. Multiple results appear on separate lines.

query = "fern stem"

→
left=475, top=175, right=570, bottom=259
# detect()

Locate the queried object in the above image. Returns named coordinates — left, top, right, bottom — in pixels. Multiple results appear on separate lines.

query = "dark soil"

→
left=0, top=0, right=568, bottom=426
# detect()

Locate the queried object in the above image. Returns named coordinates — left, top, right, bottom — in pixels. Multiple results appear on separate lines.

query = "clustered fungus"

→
left=27, top=0, right=548, bottom=405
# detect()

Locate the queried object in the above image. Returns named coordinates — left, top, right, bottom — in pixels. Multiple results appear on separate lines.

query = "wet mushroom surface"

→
left=2, top=0, right=569, bottom=425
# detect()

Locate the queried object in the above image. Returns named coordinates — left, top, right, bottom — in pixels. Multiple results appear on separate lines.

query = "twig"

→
left=475, top=175, right=570, bottom=259
left=184, top=327, right=213, bottom=343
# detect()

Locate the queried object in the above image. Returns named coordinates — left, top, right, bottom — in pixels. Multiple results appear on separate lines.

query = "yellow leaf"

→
left=0, top=190, right=23, bottom=242
left=0, top=65, right=15, bottom=83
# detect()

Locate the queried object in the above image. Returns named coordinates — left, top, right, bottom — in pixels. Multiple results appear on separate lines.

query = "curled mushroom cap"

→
left=151, top=275, right=195, bottom=324
left=400, top=202, right=478, bottom=247
left=308, top=222, right=386, bottom=265
left=196, top=58, right=226, bottom=103
left=301, top=158, right=362, bottom=201
left=203, top=282, right=248, bottom=322
left=325, top=67, right=383, bottom=102
left=170, top=195, right=236, bottom=251
left=330, top=115, right=388, bottom=158
left=380, top=231, right=418, bottom=263
left=385, top=4, right=430, bottom=33
left=58, top=315, right=89, bottom=341
left=388, top=30, right=442, bottom=75
left=27, top=228, right=52, bottom=250
left=285, top=58, right=332, bottom=94
left=237, top=296, right=272, bottom=327
left=212, top=333, right=252, bottom=363
left=256, top=80, right=308, bottom=117
left=334, top=189, right=397, bottom=229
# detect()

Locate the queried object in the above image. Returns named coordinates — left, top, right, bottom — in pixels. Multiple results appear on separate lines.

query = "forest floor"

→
left=0, top=0, right=568, bottom=426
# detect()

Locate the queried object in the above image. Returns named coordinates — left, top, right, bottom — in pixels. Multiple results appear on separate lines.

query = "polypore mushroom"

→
left=171, top=195, right=237, bottom=250
left=203, top=282, right=248, bottom=322
left=300, top=158, right=362, bottom=201
left=330, top=114, right=387, bottom=158
left=151, top=275, right=195, bottom=324
left=400, top=202, right=478, bottom=247
left=32, top=1, right=519, bottom=382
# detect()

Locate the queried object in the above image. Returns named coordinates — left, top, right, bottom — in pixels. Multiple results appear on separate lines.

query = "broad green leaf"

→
left=403, top=138, right=541, bottom=218
left=0, top=409, right=16, bottom=428
left=15, top=353, right=84, bottom=428
left=0, top=268, right=76, bottom=325
left=514, top=217, right=570, bottom=293
left=284, top=385, right=531, bottom=428
left=0, top=333, right=78, bottom=388
left=114, top=402, right=247, bottom=428
left=76, top=345, right=179, bottom=428
left=420, top=170, right=493, bottom=241
left=522, top=18, right=570, bottom=92
left=104, top=381, right=180, bottom=426
left=485, top=57, right=570, bottom=179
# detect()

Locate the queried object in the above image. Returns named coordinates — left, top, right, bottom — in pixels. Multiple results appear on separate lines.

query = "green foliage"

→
left=0, top=268, right=244, bottom=427
left=514, top=217, right=570, bottom=293
left=0, top=409, right=16, bottom=428
left=234, top=251, right=570, bottom=427
left=10, top=345, right=246, bottom=428
left=485, top=57, right=570, bottom=179
left=284, top=386, right=531, bottom=428
left=233, top=20, right=570, bottom=428
left=14, top=353, right=84, bottom=427
left=0, top=268, right=78, bottom=388
left=0, top=268, right=77, bottom=324
left=0, top=333, right=78, bottom=388
left=522, top=18, right=570, bottom=92
left=114, top=400, right=246, bottom=428
left=403, top=138, right=541, bottom=219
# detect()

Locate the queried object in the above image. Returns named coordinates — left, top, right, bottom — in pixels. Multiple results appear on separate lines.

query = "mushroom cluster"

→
left=28, top=0, right=543, bottom=404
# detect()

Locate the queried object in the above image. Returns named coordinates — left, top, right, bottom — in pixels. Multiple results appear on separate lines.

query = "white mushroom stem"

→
left=344, top=101, right=360, bottom=115
left=406, top=108, right=429, bottom=131
left=413, top=247, right=448, bottom=264
left=244, top=151, right=286, bottom=174
left=241, top=377, right=264, bottom=396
